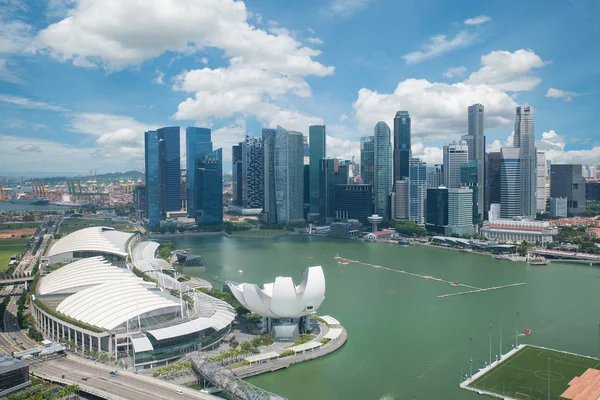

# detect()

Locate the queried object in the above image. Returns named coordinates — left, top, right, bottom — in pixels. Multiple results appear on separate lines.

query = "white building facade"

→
left=446, top=187, right=475, bottom=236
left=536, top=150, right=546, bottom=213
left=443, top=141, right=469, bottom=189
left=481, top=218, right=558, bottom=244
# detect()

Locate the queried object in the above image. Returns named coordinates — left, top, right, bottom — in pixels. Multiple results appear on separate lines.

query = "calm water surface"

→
left=170, top=235, right=600, bottom=400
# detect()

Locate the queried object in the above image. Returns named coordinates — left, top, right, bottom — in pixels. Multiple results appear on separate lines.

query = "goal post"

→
left=515, top=393, right=530, bottom=400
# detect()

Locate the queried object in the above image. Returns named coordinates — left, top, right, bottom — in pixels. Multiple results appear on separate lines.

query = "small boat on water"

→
left=200, top=387, right=222, bottom=394
left=529, top=256, right=548, bottom=265
left=451, top=282, right=460, bottom=287
left=523, top=328, right=531, bottom=335
left=338, top=259, right=349, bottom=265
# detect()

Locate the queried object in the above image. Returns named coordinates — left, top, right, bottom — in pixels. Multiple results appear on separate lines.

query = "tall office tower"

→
left=242, top=135, right=263, bottom=209
left=426, top=164, right=444, bottom=188
left=461, top=134, right=474, bottom=161
left=468, top=104, right=485, bottom=222
left=374, top=122, right=392, bottom=218
left=550, top=164, right=586, bottom=215
left=487, top=152, right=502, bottom=207
left=536, top=150, right=546, bottom=213
left=144, top=130, right=160, bottom=229
left=393, top=179, right=409, bottom=220
left=460, top=160, right=478, bottom=225
left=309, top=125, right=326, bottom=216
left=393, top=111, right=411, bottom=182
left=232, top=143, right=243, bottom=207
left=360, top=136, right=375, bottom=185
left=409, top=158, right=427, bottom=225
left=186, top=127, right=212, bottom=217
left=180, top=169, right=188, bottom=211
left=274, top=127, right=304, bottom=223
left=443, top=141, right=469, bottom=189
left=303, top=135, right=309, bottom=158
left=447, top=188, right=475, bottom=236
left=334, top=184, right=373, bottom=225
left=425, top=187, right=448, bottom=234
left=157, top=127, right=181, bottom=214
left=500, top=147, right=521, bottom=218
left=262, top=128, right=277, bottom=224
left=514, top=106, right=537, bottom=218
left=194, top=148, right=223, bottom=225
left=319, top=159, right=349, bottom=223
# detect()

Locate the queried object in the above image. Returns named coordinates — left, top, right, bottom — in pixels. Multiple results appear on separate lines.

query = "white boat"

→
left=200, top=387, right=222, bottom=394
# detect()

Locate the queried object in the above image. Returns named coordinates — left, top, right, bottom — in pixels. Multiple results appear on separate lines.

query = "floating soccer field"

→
left=464, top=345, right=600, bottom=399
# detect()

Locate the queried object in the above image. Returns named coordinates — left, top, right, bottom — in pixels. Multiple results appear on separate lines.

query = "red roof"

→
left=373, top=229, right=394, bottom=237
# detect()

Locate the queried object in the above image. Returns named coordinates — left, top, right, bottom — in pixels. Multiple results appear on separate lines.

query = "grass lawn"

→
left=468, top=345, right=600, bottom=399
left=230, top=229, right=288, bottom=236
left=59, top=218, right=132, bottom=234
left=0, top=238, right=31, bottom=271
left=0, top=222, right=41, bottom=229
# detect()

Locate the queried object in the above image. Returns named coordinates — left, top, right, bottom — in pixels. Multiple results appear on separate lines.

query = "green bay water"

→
left=169, top=235, right=600, bottom=400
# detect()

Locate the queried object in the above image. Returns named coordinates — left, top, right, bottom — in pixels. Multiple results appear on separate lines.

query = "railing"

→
left=190, top=355, right=287, bottom=400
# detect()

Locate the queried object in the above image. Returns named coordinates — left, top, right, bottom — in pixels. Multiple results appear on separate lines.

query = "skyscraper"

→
left=468, top=104, right=485, bottom=222
left=334, top=184, right=373, bottom=225
left=443, top=141, right=469, bottom=189
left=319, top=159, right=349, bottom=223
left=487, top=152, right=502, bottom=207
left=514, top=106, right=537, bottom=218
left=309, top=125, right=326, bottom=216
left=426, top=164, right=443, bottom=188
left=262, top=128, right=277, bottom=224
left=447, top=188, right=475, bottom=236
left=500, top=147, right=521, bottom=218
left=194, top=148, right=223, bottom=225
left=274, top=127, right=304, bottom=223
left=144, top=130, right=160, bottom=230
left=231, top=143, right=243, bottom=207
left=374, top=122, right=392, bottom=218
left=536, top=150, right=546, bottom=213
left=409, top=157, right=427, bottom=225
left=460, top=160, right=479, bottom=225
left=393, top=111, right=411, bottom=182
left=242, top=135, right=263, bottom=209
left=157, top=127, right=181, bottom=214
left=186, top=127, right=212, bottom=217
left=393, top=179, right=409, bottom=220
left=360, top=136, right=375, bottom=185
left=550, top=164, right=586, bottom=215
left=426, top=187, right=448, bottom=234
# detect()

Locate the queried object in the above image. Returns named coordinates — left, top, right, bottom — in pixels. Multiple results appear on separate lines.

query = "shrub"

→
left=280, top=350, right=294, bottom=357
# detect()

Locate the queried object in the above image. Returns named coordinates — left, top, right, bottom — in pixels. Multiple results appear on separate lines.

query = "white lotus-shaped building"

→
left=226, top=266, right=326, bottom=318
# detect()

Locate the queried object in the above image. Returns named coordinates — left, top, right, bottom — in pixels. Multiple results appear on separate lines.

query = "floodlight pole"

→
left=469, top=336, right=473, bottom=378
left=489, top=324, right=492, bottom=366
left=516, top=311, right=519, bottom=347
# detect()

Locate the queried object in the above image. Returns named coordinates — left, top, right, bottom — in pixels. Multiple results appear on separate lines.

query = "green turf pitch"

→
left=467, top=345, right=600, bottom=399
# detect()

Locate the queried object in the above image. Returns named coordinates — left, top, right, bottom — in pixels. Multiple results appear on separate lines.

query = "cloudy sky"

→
left=0, top=0, right=598, bottom=176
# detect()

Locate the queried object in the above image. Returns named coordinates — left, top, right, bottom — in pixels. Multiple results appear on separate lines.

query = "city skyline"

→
left=0, top=0, right=598, bottom=175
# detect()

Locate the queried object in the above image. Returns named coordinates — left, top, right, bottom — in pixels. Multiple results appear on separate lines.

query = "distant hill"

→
left=41, top=170, right=144, bottom=184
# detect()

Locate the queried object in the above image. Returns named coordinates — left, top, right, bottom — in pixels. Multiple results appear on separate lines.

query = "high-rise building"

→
left=144, top=130, right=160, bottom=230
left=186, top=127, right=212, bottom=217
left=194, top=148, right=223, bottom=225
left=262, top=128, right=277, bottom=224
left=242, top=135, right=263, bottom=209
left=550, top=164, right=586, bottom=215
left=447, top=188, right=474, bottom=236
left=514, top=106, right=537, bottom=218
left=360, top=136, right=375, bottom=185
left=461, top=134, right=474, bottom=161
left=426, top=187, right=448, bottom=234
left=468, top=104, right=485, bottom=222
left=232, top=143, right=243, bottom=207
left=536, top=150, right=546, bottom=213
left=443, top=141, right=469, bottom=189
left=334, top=184, right=373, bottom=225
left=460, top=160, right=479, bottom=225
left=309, top=125, right=326, bottom=216
left=500, top=147, right=520, bottom=218
left=549, top=197, right=568, bottom=218
left=587, top=181, right=600, bottom=202
left=393, top=179, right=409, bottom=220
left=374, top=122, right=392, bottom=219
left=409, top=157, right=427, bottom=225
left=274, top=127, right=304, bottom=223
left=319, top=159, right=349, bottom=223
left=180, top=169, right=188, bottom=211
left=157, top=127, right=181, bottom=214
left=393, top=111, right=411, bottom=182
left=487, top=152, right=502, bottom=207
left=427, top=164, right=444, bottom=188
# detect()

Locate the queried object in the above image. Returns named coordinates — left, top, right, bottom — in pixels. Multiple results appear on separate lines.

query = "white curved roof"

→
left=57, top=280, right=180, bottom=330
left=227, top=266, right=326, bottom=318
left=48, top=226, right=134, bottom=258
left=38, top=256, right=154, bottom=295
left=131, top=240, right=174, bottom=272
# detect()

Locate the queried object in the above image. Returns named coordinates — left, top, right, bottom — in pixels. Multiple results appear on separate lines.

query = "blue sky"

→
left=0, top=0, right=599, bottom=176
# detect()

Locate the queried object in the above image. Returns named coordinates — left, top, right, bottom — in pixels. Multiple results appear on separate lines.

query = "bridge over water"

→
left=531, top=249, right=600, bottom=264
left=190, top=355, right=287, bottom=400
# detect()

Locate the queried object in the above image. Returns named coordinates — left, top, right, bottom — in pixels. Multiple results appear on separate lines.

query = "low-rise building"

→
left=330, top=221, right=361, bottom=239
left=481, top=218, right=558, bottom=244
left=0, top=354, right=31, bottom=396
left=586, top=227, right=600, bottom=239
left=549, top=197, right=568, bottom=218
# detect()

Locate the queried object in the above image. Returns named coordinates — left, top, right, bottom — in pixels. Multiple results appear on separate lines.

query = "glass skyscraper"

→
left=309, top=125, right=326, bottom=216
left=514, top=106, right=537, bottom=218
left=194, top=148, right=223, bottom=225
left=274, top=128, right=304, bottom=222
left=409, top=157, right=427, bottom=225
left=318, top=159, right=349, bottom=224
left=242, top=135, right=263, bottom=209
left=443, top=141, right=469, bottom=189
left=262, top=128, right=277, bottom=224
left=360, top=136, right=375, bottom=186
left=232, top=143, right=243, bottom=207
left=157, top=127, right=181, bottom=214
left=500, top=147, right=521, bottom=218
left=393, top=111, right=411, bottom=182
left=460, top=160, right=479, bottom=225
left=144, top=130, right=160, bottom=230
left=186, top=127, right=212, bottom=217
left=468, top=104, right=485, bottom=222
left=374, top=122, right=392, bottom=219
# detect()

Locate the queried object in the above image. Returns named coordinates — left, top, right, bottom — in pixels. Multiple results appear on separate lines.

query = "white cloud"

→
left=412, top=142, right=444, bottom=165
left=323, top=0, right=375, bottom=17
left=326, top=135, right=360, bottom=160
left=538, top=130, right=600, bottom=164
left=0, top=18, right=34, bottom=55
left=486, top=131, right=515, bottom=152
left=466, top=49, right=547, bottom=91
left=212, top=120, right=246, bottom=162
left=153, top=68, right=164, bottom=85
left=340, top=114, right=348, bottom=122
left=16, top=144, right=42, bottom=153
left=403, top=30, right=476, bottom=64
left=0, top=94, right=68, bottom=111
left=464, top=15, right=492, bottom=25
left=200, top=57, right=208, bottom=65
left=0, top=58, right=23, bottom=83
left=46, top=0, right=76, bottom=18
left=443, top=66, right=467, bottom=78
left=306, top=37, right=324, bottom=45
left=538, top=130, right=566, bottom=152
left=4, top=118, right=46, bottom=130
left=546, top=88, right=577, bottom=102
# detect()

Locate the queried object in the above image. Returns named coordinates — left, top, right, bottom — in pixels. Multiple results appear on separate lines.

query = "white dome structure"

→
left=226, top=266, right=325, bottom=318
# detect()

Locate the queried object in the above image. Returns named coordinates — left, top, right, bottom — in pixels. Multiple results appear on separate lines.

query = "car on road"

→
left=82, top=377, right=88, bottom=381
left=176, top=389, right=183, bottom=395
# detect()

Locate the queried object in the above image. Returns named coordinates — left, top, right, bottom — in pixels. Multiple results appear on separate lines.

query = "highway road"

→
left=28, top=355, right=218, bottom=400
